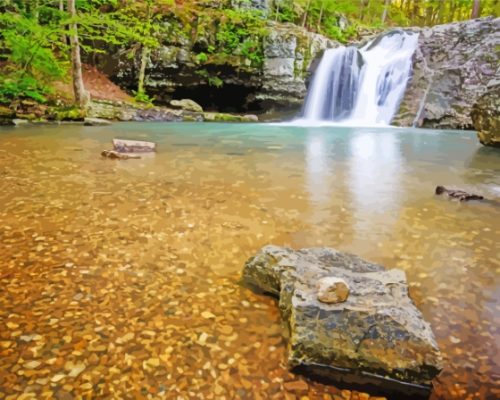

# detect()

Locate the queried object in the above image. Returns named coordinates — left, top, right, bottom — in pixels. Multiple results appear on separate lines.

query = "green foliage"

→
left=0, top=6, right=67, bottom=103
left=196, top=52, right=209, bottom=64
left=133, top=90, right=154, bottom=104
left=212, top=7, right=268, bottom=67
left=0, top=74, right=50, bottom=104
left=0, top=0, right=498, bottom=106
left=196, top=69, right=224, bottom=88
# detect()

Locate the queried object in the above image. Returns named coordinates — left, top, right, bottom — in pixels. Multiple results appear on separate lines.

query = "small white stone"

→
left=317, top=277, right=350, bottom=304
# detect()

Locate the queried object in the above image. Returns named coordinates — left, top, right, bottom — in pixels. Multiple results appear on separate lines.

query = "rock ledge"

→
left=242, top=245, right=442, bottom=397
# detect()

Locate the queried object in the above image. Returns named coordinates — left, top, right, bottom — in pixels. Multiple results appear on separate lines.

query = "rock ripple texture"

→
left=393, top=17, right=499, bottom=129
left=243, top=245, right=443, bottom=396
left=471, top=84, right=500, bottom=147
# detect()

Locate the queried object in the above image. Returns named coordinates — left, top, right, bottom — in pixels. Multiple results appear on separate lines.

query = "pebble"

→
left=218, top=325, right=233, bottom=335
left=284, top=380, right=309, bottom=392
left=66, top=362, right=86, bottom=377
left=51, top=374, right=66, bottom=383
left=24, top=360, right=41, bottom=369
left=201, top=311, right=216, bottom=319
left=116, top=332, right=135, bottom=343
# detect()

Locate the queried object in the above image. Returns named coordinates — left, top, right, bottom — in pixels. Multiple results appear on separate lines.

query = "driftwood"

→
left=112, top=138, right=156, bottom=153
left=435, top=186, right=484, bottom=201
left=101, top=150, right=141, bottom=160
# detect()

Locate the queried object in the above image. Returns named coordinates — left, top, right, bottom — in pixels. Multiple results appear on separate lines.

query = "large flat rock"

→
left=243, top=245, right=442, bottom=397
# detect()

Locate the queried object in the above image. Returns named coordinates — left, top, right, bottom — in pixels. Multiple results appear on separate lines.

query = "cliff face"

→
left=393, top=17, right=500, bottom=129
left=471, top=84, right=500, bottom=147
left=109, top=21, right=336, bottom=116
left=108, top=15, right=498, bottom=126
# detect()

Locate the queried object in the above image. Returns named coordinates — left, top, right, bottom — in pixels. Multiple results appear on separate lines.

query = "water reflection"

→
left=305, top=130, right=332, bottom=206
left=348, top=130, right=402, bottom=239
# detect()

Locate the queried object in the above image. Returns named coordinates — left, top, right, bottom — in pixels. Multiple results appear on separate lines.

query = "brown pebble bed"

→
left=0, top=123, right=498, bottom=400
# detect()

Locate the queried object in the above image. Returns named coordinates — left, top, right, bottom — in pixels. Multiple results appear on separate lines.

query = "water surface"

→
left=0, top=122, right=498, bottom=399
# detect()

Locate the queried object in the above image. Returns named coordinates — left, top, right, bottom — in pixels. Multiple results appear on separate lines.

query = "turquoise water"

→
left=0, top=122, right=498, bottom=399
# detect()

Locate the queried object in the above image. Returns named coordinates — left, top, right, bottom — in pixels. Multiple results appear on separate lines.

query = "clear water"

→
left=0, top=122, right=498, bottom=400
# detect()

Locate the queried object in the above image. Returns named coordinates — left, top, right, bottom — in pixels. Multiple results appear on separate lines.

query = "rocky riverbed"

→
left=0, top=123, right=498, bottom=400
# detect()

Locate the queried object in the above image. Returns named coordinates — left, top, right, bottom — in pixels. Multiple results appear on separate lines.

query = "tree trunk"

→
left=137, top=46, right=149, bottom=96
left=59, top=0, right=66, bottom=46
left=137, top=1, right=151, bottom=96
left=471, top=0, right=481, bottom=18
left=68, top=0, right=89, bottom=107
left=317, top=0, right=325, bottom=31
left=360, top=0, right=370, bottom=22
left=381, top=0, right=391, bottom=24
left=302, top=0, right=312, bottom=27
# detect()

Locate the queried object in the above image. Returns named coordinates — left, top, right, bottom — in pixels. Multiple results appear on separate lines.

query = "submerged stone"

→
left=84, top=117, right=111, bottom=126
left=242, top=245, right=442, bottom=397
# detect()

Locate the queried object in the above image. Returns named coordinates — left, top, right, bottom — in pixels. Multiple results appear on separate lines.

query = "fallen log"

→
left=435, top=186, right=484, bottom=201
left=101, top=150, right=140, bottom=160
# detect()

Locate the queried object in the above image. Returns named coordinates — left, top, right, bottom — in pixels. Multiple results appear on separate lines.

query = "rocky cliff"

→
left=393, top=17, right=499, bottom=129
left=108, top=14, right=498, bottom=126
left=109, top=21, right=336, bottom=117
left=471, top=84, right=500, bottom=147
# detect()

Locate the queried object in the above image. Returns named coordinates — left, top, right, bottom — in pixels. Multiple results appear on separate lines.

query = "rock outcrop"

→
left=170, top=99, right=203, bottom=113
left=106, top=13, right=497, bottom=126
left=471, top=84, right=500, bottom=147
left=110, top=22, right=336, bottom=116
left=393, top=17, right=499, bottom=129
left=243, top=246, right=442, bottom=397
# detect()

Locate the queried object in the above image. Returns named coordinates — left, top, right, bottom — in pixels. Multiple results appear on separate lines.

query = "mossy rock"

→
left=0, top=105, right=15, bottom=118
left=49, top=107, right=86, bottom=121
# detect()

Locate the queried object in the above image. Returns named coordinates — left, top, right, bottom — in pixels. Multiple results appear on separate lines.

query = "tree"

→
left=471, top=0, right=481, bottom=18
left=0, top=1, right=66, bottom=104
left=382, top=0, right=392, bottom=23
left=110, top=0, right=174, bottom=102
left=67, top=0, right=88, bottom=107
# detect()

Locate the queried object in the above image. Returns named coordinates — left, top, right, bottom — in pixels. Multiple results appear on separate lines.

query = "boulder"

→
left=393, top=17, right=499, bottom=129
left=243, top=246, right=442, bottom=397
left=84, top=117, right=111, bottom=126
left=471, top=84, right=500, bottom=148
left=170, top=99, right=203, bottom=113
left=12, top=119, right=29, bottom=126
left=87, top=100, right=182, bottom=122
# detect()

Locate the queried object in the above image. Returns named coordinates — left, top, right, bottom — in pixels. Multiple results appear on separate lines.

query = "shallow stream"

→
left=0, top=123, right=498, bottom=399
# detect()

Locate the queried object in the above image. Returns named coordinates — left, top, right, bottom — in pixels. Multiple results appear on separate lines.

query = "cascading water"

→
left=301, top=30, right=419, bottom=125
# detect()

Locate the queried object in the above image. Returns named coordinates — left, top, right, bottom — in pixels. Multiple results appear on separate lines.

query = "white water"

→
left=300, top=30, right=419, bottom=126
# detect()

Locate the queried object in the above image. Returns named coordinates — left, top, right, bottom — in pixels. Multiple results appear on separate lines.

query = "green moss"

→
left=0, top=105, right=14, bottom=118
left=49, top=106, right=85, bottom=121
left=182, top=114, right=198, bottom=122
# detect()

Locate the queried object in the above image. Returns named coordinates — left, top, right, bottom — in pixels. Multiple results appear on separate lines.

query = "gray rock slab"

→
left=242, top=245, right=443, bottom=397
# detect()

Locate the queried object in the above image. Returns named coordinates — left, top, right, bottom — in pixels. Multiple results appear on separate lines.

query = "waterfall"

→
left=301, top=30, right=419, bottom=126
